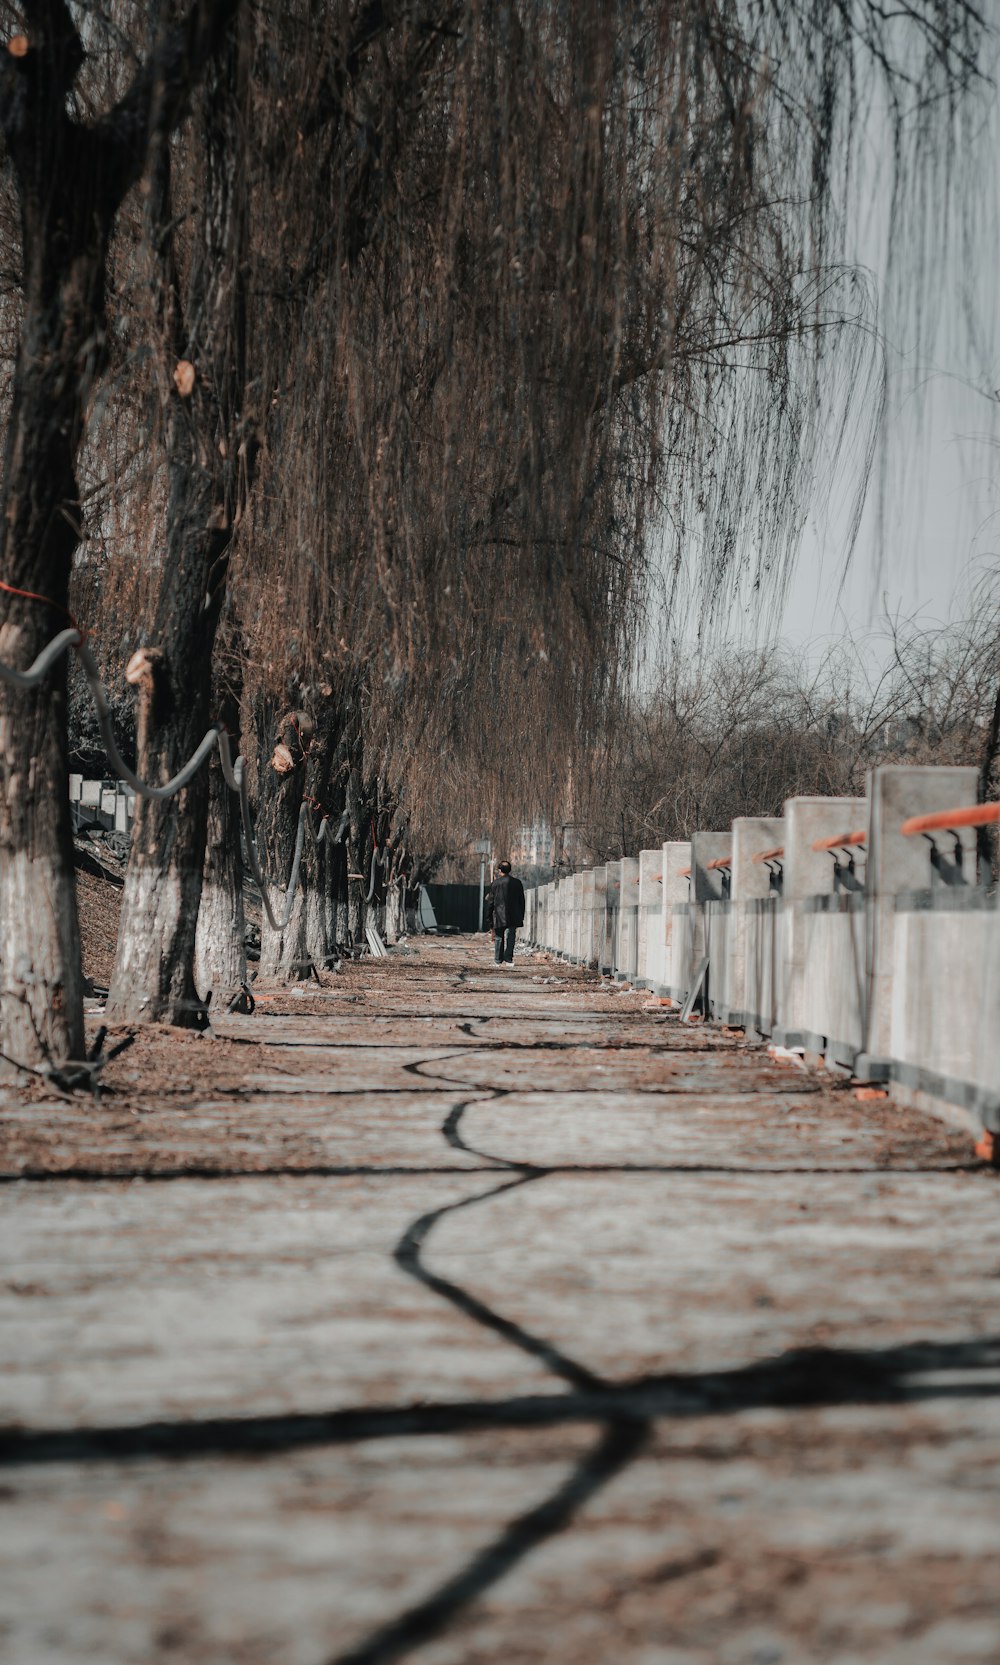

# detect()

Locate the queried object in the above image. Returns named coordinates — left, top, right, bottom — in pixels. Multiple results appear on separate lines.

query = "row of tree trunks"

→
left=255, top=701, right=370, bottom=981
left=0, top=2, right=242, bottom=1072
left=106, top=28, right=251, bottom=1025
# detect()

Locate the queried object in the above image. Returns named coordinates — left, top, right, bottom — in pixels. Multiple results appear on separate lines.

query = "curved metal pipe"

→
left=0, top=630, right=318, bottom=935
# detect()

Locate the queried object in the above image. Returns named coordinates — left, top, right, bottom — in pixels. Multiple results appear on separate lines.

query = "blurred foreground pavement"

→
left=1, top=937, right=999, bottom=1665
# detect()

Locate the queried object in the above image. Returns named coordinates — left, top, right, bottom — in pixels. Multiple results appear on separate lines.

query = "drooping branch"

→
left=101, top=0, right=245, bottom=202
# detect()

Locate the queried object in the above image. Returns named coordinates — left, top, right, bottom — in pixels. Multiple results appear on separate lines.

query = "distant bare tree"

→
left=576, top=585, right=1000, bottom=860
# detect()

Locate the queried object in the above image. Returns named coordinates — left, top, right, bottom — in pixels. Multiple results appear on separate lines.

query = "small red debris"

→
left=974, top=1131, right=999, bottom=1166
left=854, top=1087, right=888, bottom=1101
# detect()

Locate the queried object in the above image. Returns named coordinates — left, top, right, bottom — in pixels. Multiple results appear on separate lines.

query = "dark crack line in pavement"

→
left=1, top=1158, right=985, bottom=1185
left=321, top=1081, right=647, bottom=1664
left=403, top=1050, right=822, bottom=1098
left=440, top=1093, right=527, bottom=1171
left=0, top=1162, right=505, bottom=1184
left=6, top=1334, right=1000, bottom=1468
left=331, top=1419, right=648, bottom=1665
left=441, top=1092, right=557, bottom=1171
left=393, top=1174, right=601, bottom=1392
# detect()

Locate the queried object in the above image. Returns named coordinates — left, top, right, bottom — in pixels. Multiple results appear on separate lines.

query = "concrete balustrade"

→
left=604, top=861, right=622, bottom=975
left=663, top=842, right=692, bottom=1001
left=615, top=856, right=640, bottom=983
left=691, top=832, right=731, bottom=1019
left=635, top=849, right=664, bottom=989
left=729, top=816, right=784, bottom=1032
left=563, top=872, right=576, bottom=961
left=522, top=764, right=999, bottom=1135
left=775, top=795, right=867, bottom=1066
left=591, top=866, right=607, bottom=969
left=859, top=765, right=979, bottom=1079
left=864, top=765, right=996, bottom=1121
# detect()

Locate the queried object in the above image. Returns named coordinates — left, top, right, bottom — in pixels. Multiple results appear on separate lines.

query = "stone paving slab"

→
left=0, top=1093, right=485, bottom=1178
left=0, top=937, right=997, bottom=1664
left=459, top=1089, right=977, bottom=1167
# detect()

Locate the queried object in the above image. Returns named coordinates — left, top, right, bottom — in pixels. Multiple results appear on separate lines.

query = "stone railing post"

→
left=636, top=848, right=664, bottom=989
left=775, top=795, right=867, bottom=1062
left=729, top=815, right=784, bottom=1032
left=857, top=763, right=979, bottom=1081
left=663, top=841, right=692, bottom=1000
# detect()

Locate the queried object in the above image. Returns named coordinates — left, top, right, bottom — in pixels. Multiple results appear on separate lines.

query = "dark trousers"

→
left=494, top=926, right=516, bottom=963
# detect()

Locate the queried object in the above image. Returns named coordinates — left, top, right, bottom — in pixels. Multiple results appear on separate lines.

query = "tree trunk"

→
left=106, top=641, right=213, bottom=1025
left=346, top=765, right=368, bottom=951
left=0, top=3, right=246, bottom=1068
left=384, top=876, right=406, bottom=942
left=299, top=712, right=340, bottom=975
left=304, top=843, right=330, bottom=973
left=260, top=887, right=308, bottom=980
left=195, top=747, right=246, bottom=1003
left=104, top=367, right=233, bottom=1024
left=107, top=33, right=251, bottom=1024
left=0, top=272, right=89, bottom=1069
left=0, top=59, right=115, bottom=1073
left=194, top=644, right=246, bottom=999
left=257, top=709, right=314, bottom=980
left=0, top=606, right=84, bottom=1072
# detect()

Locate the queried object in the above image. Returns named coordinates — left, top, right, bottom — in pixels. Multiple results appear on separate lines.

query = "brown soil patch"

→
left=74, top=861, right=123, bottom=988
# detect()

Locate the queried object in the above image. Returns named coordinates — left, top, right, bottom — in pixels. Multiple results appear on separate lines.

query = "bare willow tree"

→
left=0, top=0, right=240, bottom=1071
left=103, top=21, right=255, bottom=1024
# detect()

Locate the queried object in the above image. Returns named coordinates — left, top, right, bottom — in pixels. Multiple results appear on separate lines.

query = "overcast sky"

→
left=726, top=65, right=1000, bottom=662
left=782, top=373, right=1000, bottom=655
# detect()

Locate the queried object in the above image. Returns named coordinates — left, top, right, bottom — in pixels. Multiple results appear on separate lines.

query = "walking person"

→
left=484, top=860, right=525, bottom=965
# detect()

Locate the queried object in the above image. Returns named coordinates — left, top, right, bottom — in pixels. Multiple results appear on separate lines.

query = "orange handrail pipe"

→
left=751, top=845, right=784, bottom=864
left=678, top=865, right=691, bottom=877
left=706, top=855, right=732, bottom=871
left=900, top=802, right=999, bottom=837
left=811, top=829, right=866, bottom=853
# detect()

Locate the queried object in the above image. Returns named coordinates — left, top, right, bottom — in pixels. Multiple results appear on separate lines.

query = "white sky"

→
left=721, top=58, right=1000, bottom=661
left=782, top=373, right=1000, bottom=656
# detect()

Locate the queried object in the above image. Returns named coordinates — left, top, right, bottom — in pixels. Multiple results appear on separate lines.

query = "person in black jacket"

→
left=484, top=860, right=526, bottom=965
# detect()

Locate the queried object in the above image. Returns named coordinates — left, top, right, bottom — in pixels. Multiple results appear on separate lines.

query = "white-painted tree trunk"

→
left=195, top=870, right=246, bottom=999
left=305, top=879, right=331, bottom=973
left=0, top=848, right=85, bottom=1074
left=384, top=879, right=405, bottom=943
left=109, top=853, right=205, bottom=1023
left=194, top=760, right=246, bottom=1001
left=260, top=886, right=308, bottom=981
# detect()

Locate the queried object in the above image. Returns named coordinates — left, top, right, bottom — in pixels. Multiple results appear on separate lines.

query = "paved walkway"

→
left=2, top=937, right=999, bottom=1664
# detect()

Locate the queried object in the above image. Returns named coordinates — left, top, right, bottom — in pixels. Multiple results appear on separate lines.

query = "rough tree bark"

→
left=0, top=0, right=240, bottom=1071
left=345, top=760, right=368, bottom=952
left=194, top=662, right=246, bottom=1002
left=300, top=709, right=340, bottom=977
left=384, top=870, right=406, bottom=943
left=258, top=709, right=314, bottom=980
left=107, top=27, right=252, bottom=1024
left=194, top=746, right=247, bottom=1001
